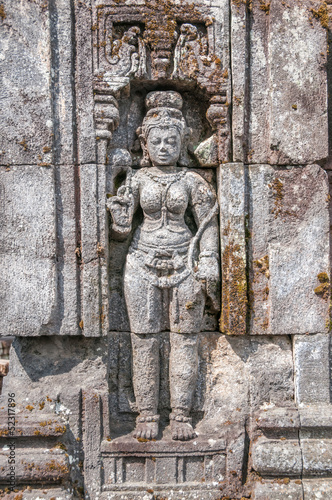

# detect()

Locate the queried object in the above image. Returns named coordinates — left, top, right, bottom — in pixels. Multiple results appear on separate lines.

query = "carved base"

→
left=101, top=435, right=226, bottom=496
left=100, top=486, right=226, bottom=500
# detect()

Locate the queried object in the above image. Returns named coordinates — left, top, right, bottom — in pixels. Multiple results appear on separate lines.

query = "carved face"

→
left=181, top=24, right=198, bottom=41
left=146, top=126, right=182, bottom=167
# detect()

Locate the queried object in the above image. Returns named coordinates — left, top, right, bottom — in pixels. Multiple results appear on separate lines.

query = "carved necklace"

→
left=145, top=168, right=187, bottom=228
left=145, top=168, right=187, bottom=186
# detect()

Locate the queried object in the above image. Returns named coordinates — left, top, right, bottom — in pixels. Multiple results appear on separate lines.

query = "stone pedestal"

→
left=101, top=436, right=226, bottom=498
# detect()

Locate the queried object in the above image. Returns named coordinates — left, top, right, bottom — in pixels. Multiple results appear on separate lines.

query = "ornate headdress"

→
left=137, top=91, right=191, bottom=167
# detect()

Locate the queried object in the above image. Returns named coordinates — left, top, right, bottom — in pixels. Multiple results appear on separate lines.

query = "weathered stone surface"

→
left=83, top=391, right=105, bottom=498
left=80, top=163, right=109, bottom=337
left=100, top=488, right=229, bottom=500
left=55, top=165, right=81, bottom=336
left=246, top=0, right=328, bottom=165
left=251, top=437, right=302, bottom=476
left=303, top=479, right=332, bottom=499
left=0, top=414, right=66, bottom=438
left=248, top=336, right=294, bottom=408
left=110, top=332, right=294, bottom=442
left=0, top=0, right=53, bottom=166
left=218, top=163, right=247, bottom=335
left=2, top=489, right=72, bottom=500
left=101, top=436, right=226, bottom=488
left=0, top=447, right=69, bottom=484
left=248, top=164, right=330, bottom=335
left=294, top=334, right=331, bottom=405
left=230, top=0, right=247, bottom=163
left=199, top=335, right=294, bottom=432
left=302, top=439, right=332, bottom=476
left=300, top=406, right=332, bottom=430
left=254, top=407, right=300, bottom=432
left=0, top=336, right=109, bottom=493
left=254, top=406, right=332, bottom=436
left=250, top=406, right=332, bottom=494
left=0, top=164, right=80, bottom=336
left=1, top=336, right=109, bottom=401
left=251, top=481, right=303, bottom=500
left=0, top=166, right=57, bottom=336
left=49, top=0, right=76, bottom=166
left=75, top=0, right=96, bottom=165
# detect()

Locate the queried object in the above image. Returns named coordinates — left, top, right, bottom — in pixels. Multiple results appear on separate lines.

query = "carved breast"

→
left=140, top=181, right=188, bottom=218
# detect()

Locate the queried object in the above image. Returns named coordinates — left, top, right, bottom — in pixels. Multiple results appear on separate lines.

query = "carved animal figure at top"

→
left=172, top=24, right=208, bottom=80
left=108, top=26, right=146, bottom=77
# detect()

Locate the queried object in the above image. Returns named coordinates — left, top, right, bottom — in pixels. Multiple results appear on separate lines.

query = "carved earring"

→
left=137, top=126, right=151, bottom=167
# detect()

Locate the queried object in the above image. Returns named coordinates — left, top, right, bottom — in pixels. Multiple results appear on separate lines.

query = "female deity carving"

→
left=107, top=91, right=220, bottom=441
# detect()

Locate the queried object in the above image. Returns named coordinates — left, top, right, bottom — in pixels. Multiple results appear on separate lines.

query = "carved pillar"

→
left=206, top=94, right=230, bottom=165
left=94, top=92, right=120, bottom=164
left=79, top=84, right=121, bottom=337
left=205, top=90, right=247, bottom=336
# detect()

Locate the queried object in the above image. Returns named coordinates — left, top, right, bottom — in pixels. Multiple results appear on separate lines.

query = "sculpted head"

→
left=137, top=91, right=191, bottom=167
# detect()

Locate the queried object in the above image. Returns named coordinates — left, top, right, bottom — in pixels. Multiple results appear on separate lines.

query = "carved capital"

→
left=206, top=95, right=230, bottom=163
left=206, top=95, right=227, bottom=130
left=94, top=93, right=120, bottom=141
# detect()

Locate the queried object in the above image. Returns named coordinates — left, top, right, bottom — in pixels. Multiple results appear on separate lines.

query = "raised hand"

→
left=106, top=184, right=135, bottom=237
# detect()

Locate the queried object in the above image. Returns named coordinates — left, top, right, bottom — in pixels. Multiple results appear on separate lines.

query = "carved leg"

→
left=124, top=253, right=163, bottom=334
left=131, top=332, right=160, bottom=440
left=169, top=332, right=198, bottom=440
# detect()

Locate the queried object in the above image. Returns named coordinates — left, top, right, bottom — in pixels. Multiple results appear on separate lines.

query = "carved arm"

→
left=190, top=175, right=220, bottom=311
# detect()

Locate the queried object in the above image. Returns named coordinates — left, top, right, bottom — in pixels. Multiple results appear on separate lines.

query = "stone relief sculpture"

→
left=172, top=23, right=208, bottom=80
left=106, top=91, right=220, bottom=441
left=2, top=0, right=332, bottom=497
left=106, top=25, right=147, bottom=78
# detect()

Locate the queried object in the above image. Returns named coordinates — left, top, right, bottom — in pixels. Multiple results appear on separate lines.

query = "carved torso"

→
left=130, top=168, right=215, bottom=250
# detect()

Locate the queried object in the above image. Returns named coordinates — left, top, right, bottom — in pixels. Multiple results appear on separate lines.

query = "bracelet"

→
left=137, top=414, right=160, bottom=423
left=199, top=251, right=219, bottom=260
left=112, top=223, right=131, bottom=232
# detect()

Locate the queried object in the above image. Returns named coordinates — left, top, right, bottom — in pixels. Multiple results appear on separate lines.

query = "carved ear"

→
left=136, top=126, right=151, bottom=167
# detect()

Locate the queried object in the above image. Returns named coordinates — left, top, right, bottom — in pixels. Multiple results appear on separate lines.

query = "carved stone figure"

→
left=107, top=91, right=220, bottom=441
left=172, top=24, right=208, bottom=80
left=108, top=26, right=146, bottom=77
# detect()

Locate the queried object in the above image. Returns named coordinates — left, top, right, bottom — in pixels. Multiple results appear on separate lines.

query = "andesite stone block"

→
left=251, top=481, right=303, bottom=500
left=249, top=164, right=330, bottom=335
left=245, top=0, right=328, bottom=165
left=251, top=437, right=302, bottom=477
left=218, top=163, right=247, bottom=335
left=293, top=334, right=331, bottom=405
left=0, top=0, right=53, bottom=167
left=0, top=165, right=57, bottom=336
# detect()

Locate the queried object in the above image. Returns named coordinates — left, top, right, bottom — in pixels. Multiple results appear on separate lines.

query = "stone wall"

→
left=0, top=1, right=332, bottom=499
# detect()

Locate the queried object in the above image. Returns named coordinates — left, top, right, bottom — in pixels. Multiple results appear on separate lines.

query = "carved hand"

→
left=197, top=254, right=220, bottom=312
left=106, top=185, right=135, bottom=233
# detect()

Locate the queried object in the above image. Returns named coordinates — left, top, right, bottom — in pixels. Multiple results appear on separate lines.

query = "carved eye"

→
left=150, top=138, right=161, bottom=145
left=166, top=137, right=177, bottom=146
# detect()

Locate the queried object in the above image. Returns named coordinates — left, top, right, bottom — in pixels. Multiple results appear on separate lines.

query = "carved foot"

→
left=170, top=414, right=195, bottom=441
left=133, top=414, right=159, bottom=440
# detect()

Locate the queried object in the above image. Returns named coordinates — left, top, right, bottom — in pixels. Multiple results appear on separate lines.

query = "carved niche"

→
left=90, top=1, right=240, bottom=495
